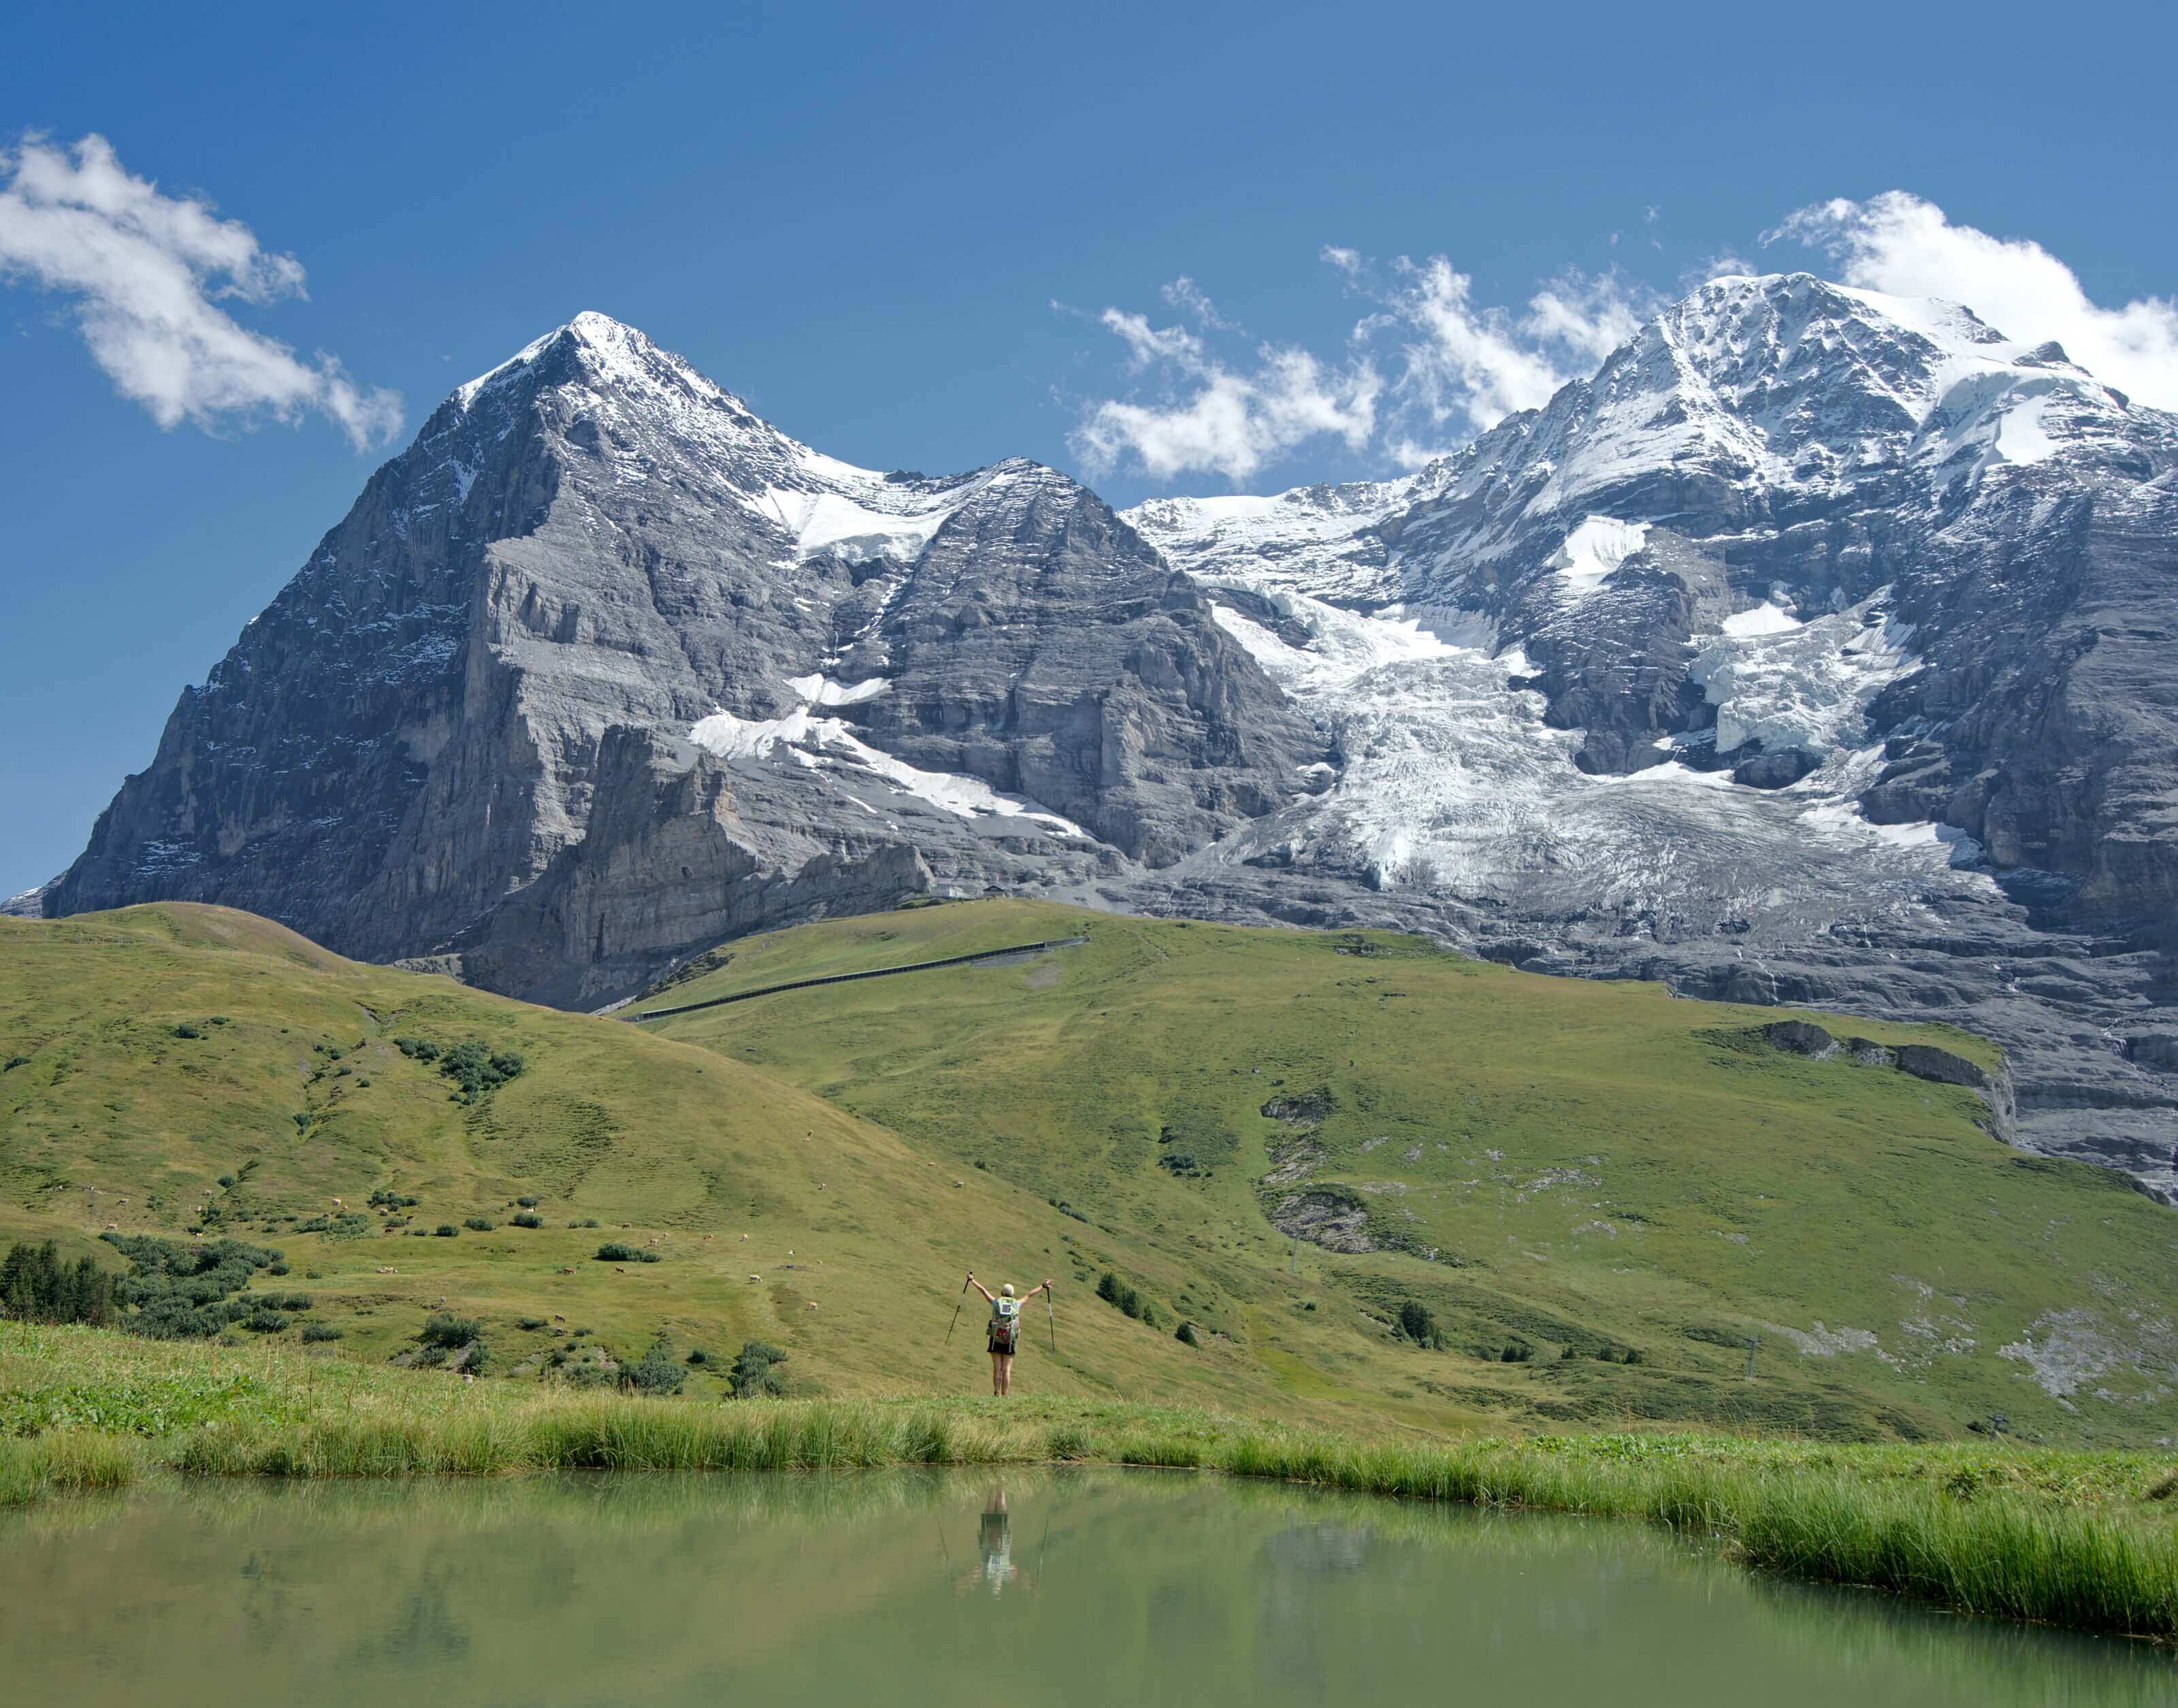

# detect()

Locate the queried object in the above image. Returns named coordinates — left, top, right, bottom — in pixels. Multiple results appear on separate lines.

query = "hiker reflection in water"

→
left=975, top=1488, right=1016, bottom=1595
left=967, top=1272, right=1052, bottom=1396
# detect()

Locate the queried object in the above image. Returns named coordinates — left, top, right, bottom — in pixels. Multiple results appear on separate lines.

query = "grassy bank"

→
left=4, top=1324, right=2175, bottom=1641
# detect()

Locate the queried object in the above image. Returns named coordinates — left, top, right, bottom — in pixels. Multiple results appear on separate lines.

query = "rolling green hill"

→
left=634, top=900, right=2178, bottom=1444
left=5, top=901, right=2176, bottom=1445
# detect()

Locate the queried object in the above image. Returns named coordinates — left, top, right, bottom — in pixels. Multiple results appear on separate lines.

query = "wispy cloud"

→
left=0, top=133, right=402, bottom=447
left=1769, top=191, right=2178, bottom=410
left=1378, top=257, right=1651, bottom=464
left=1071, top=252, right=1651, bottom=482
left=1073, top=303, right=1380, bottom=482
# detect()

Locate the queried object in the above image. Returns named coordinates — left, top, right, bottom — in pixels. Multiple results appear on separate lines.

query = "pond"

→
left=1, top=1469, right=2167, bottom=1705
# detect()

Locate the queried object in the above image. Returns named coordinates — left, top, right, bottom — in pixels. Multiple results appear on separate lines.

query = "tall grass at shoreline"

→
left=3, top=1323, right=2174, bottom=1641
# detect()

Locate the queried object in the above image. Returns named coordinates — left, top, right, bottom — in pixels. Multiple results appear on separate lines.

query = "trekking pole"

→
left=1046, top=1283, right=1057, bottom=1353
left=945, top=1272, right=971, bottom=1344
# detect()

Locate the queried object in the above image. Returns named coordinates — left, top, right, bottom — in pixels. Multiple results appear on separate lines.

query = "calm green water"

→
left=1, top=1470, right=2168, bottom=1706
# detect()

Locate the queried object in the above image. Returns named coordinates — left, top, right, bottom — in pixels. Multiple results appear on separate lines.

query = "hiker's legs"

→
left=990, top=1351, right=1003, bottom=1395
left=996, top=1352, right=1013, bottom=1395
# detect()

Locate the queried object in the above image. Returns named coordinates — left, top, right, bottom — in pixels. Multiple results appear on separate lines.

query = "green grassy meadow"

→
left=639, top=900, right=2178, bottom=1445
left=3, top=898, right=2177, bottom=1448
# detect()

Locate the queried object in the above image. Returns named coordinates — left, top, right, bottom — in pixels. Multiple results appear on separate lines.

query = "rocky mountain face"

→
left=1127, top=275, right=2178, bottom=1189
left=36, top=281, right=2178, bottom=1186
left=45, top=314, right=1326, bottom=1007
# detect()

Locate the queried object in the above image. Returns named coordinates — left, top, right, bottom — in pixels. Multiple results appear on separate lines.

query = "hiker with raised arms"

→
left=965, top=1272, right=1052, bottom=1396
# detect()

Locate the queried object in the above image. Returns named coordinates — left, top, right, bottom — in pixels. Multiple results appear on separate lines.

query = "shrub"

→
left=242, top=1308, right=290, bottom=1334
left=1500, top=1341, right=1534, bottom=1364
left=1096, top=1270, right=1157, bottom=1326
left=419, top=1313, right=483, bottom=1349
left=216, top=1174, right=236, bottom=1189
left=3, top=1054, right=31, bottom=1071
left=572, top=1218, right=600, bottom=1229
left=686, top=1348, right=712, bottom=1366
left=434, top=1225, right=459, bottom=1238
left=395, top=1035, right=527, bottom=1102
left=292, top=1113, right=311, bottom=1130
left=173, top=1023, right=204, bottom=1040
left=517, top=1316, right=547, bottom=1331
left=728, top=1340, right=789, bottom=1398
left=594, top=1243, right=661, bottom=1264
left=299, top=1321, right=344, bottom=1343
left=463, top=1217, right=495, bottom=1232
left=99, top=1233, right=280, bottom=1339
left=1175, top=1321, right=1199, bottom=1346
left=1, top=1241, right=115, bottom=1327
left=516, top=1196, right=538, bottom=1208
left=438, top=1041, right=526, bottom=1104
left=1396, top=1300, right=1440, bottom=1348
left=621, top=1337, right=687, bottom=1396
left=510, top=1212, right=542, bottom=1229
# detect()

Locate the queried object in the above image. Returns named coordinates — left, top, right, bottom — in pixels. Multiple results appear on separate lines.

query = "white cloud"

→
left=1071, top=191, right=2176, bottom=489
left=1391, top=259, right=1651, bottom=444
left=1099, top=308, right=1205, bottom=372
left=1071, top=253, right=1651, bottom=483
left=1771, top=191, right=2178, bottom=409
left=1388, top=257, right=1569, bottom=435
left=1160, top=275, right=1238, bottom=332
left=1073, top=303, right=1380, bottom=483
left=0, top=133, right=402, bottom=447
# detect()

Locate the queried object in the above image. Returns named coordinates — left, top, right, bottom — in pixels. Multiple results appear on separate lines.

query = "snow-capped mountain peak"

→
left=1128, top=269, right=2178, bottom=1183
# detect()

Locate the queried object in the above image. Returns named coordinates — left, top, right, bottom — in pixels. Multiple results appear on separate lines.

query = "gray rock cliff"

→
left=48, top=314, right=1324, bottom=1008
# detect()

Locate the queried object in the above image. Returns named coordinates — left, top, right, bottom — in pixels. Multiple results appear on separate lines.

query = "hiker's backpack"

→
left=990, top=1297, right=1022, bottom=1351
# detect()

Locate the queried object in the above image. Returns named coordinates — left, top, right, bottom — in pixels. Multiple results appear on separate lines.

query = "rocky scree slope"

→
left=1127, top=274, right=2178, bottom=1187
left=42, top=314, right=1325, bottom=1008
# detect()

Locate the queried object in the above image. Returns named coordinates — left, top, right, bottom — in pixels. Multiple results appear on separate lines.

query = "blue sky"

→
left=4, top=0, right=2175, bottom=893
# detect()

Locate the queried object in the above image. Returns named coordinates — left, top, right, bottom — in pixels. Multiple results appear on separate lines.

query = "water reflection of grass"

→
left=5, top=1469, right=2171, bottom=1706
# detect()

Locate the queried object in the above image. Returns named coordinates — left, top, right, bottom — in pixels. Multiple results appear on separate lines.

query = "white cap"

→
left=1001, top=1283, right=1015, bottom=1296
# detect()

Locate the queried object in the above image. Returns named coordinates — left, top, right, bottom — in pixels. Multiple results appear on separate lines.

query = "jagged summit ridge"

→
left=50, top=314, right=1325, bottom=1006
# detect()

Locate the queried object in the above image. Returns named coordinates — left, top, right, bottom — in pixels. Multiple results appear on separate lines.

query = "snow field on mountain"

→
left=1549, top=516, right=1650, bottom=597
left=1690, top=593, right=1918, bottom=759
left=688, top=676, right=1086, bottom=837
left=1201, top=574, right=1986, bottom=931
